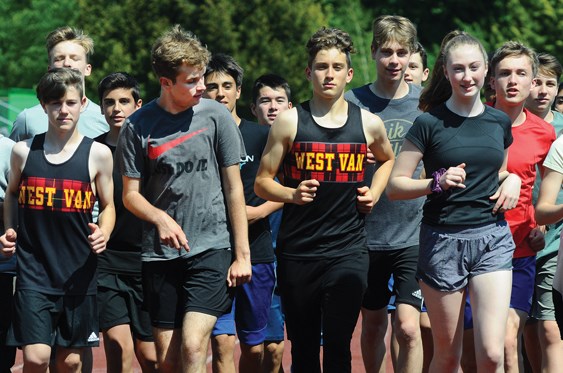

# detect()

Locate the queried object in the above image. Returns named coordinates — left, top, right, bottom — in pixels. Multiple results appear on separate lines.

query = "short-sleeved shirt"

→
left=545, top=137, right=563, bottom=294
left=345, top=83, right=424, bottom=251
left=239, top=119, right=275, bottom=264
left=504, top=109, right=555, bottom=258
left=10, top=100, right=109, bottom=141
left=406, top=103, right=513, bottom=226
left=117, top=98, right=245, bottom=261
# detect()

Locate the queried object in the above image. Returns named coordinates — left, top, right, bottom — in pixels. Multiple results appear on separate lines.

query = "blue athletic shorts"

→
left=510, top=256, right=536, bottom=313
left=264, top=293, right=285, bottom=342
left=212, top=262, right=276, bottom=345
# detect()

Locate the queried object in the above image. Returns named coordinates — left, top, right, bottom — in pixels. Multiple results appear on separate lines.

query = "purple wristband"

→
left=431, top=168, right=447, bottom=194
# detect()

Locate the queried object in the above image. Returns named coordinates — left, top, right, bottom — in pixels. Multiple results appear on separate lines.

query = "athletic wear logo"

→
left=18, top=177, right=95, bottom=212
left=87, top=332, right=99, bottom=342
left=147, top=128, right=208, bottom=160
left=286, top=141, right=366, bottom=183
left=411, top=289, right=423, bottom=300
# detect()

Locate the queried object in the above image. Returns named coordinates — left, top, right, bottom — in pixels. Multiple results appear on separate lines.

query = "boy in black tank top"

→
left=0, top=68, right=115, bottom=372
left=255, top=27, right=395, bottom=373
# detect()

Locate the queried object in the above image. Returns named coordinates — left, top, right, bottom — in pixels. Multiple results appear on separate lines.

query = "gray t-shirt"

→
left=117, top=98, right=245, bottom=261
left=10, top=98, right=109, bottom=141
left=0, top=135, right=16, bottom=273
left=345, top=83, right=424, bottom=251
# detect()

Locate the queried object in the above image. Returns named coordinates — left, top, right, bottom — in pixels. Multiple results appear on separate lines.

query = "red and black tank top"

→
left=278, top=101, right=368, bottom=259
left=17, top=133, right=97, bottom=295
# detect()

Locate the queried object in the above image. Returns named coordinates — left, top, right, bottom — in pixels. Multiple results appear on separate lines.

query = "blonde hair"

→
left=371, top=15, right=417, bottom=53
left=151, top=25, right=210, bottom=82
left=46, top=26, right=94, bottom=62
left=490, top=41, right=538, bottom=78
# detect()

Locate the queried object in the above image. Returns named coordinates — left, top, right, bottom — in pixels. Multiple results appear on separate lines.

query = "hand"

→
left=0, top=228, right=17, bottom=257
left=155, top=211, right=190, bottom=252
left=528, top=227, right=545, bottom=253
left=440, top=163, right=467, bottom=190
left=227, top=257, right=252, bottom=287
left=356, top=186, right=375, bottom=214
left=293, top=179, right=320, bottom=205
left=365, top=148, right=376, bottom=165
left=490, top=173, right=521, bottom=214
left=88, top=223, right=107, bottom=254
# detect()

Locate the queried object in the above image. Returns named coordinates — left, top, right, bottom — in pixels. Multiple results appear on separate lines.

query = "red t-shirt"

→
left=505, top=109, right=556, bottom=258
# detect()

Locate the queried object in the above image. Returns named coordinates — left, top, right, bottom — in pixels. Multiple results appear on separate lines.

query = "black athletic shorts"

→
left=142, top=249, right=233, bottom=329
left=363, top=246, right=424, bottom=311
left=98, top=272, right=153, bottom=341
left=7, top=289, right=99, bottom=348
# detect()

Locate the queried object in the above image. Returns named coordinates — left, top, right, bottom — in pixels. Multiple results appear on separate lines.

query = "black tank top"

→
left=278, top=101, right=368, bottom=259
left=17, top=133, right=97, bottom=295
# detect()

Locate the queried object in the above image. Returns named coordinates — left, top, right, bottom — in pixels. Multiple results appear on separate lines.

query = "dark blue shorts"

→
left=212, top=262, right=276, bottom=345
left=510, top=256, right=536, bottom=313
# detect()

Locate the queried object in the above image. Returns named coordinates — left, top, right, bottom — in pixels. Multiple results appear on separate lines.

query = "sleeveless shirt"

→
left=17, top=133, right=97, bottom=295
left=278, top=101, right=367, bottom=259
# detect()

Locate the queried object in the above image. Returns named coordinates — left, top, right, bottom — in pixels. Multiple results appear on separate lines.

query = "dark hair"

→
left=205, top=53, right=244, bottom=87
left=36, top=67, right=84, bottom=103
left=251, top=73, right=291, bottom=105
left=97, top=72, right=141, bottom=106
left=413, top=41, right=428, bottom=70
left=419, top=31, right=487, bottom=112
left=306, top=27, right=355, bottom=68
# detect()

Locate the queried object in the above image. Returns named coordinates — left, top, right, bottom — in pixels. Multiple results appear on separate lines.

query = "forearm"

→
left=369, top=159, right=394, bottom=201
left=225, top=186, right=250, bottom=261
left=123, top=190, right=170, bottom=226
left=3, top=192, right=18, bottom=231
left=96, top=203, right=116, bottom=241
left=535, top=203, right=563, bottom=226
left=387, top=176, right=432, bottom=200
left=246, top=201, right=283, bottom=222
left=255, top=176, right=297, bottom=204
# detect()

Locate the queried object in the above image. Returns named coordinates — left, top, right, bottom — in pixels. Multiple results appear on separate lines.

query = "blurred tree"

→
left=0, top=0, right=78, bottom=90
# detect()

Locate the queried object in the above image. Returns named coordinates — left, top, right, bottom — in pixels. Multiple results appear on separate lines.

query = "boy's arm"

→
left=221, top=164, right=252, bottom=287
left=358, top=111, right=395, bottom=213
left=1, top=142, right=28, bottom=256
left=246, top=201, right=283, bottom=224
left=89, top=143, right=115, bottom=254
left=536, top=167, right=563, bottom=225
left=122, top=176, right=189, bottom=251
left=255, top=109, right=318, bottom=205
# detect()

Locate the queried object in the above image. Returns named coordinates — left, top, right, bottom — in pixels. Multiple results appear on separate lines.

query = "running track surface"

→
left=13, top=316, right=371, bottom=372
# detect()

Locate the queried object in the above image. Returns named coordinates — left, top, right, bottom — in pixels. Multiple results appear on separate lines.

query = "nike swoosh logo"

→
left=147, top=128, right=208, bottom=160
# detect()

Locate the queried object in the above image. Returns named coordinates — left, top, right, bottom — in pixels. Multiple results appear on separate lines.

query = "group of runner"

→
left=1, top=13, right=563, bottom=373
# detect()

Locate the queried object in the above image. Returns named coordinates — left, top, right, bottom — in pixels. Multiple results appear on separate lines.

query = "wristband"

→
left=431, top=168, right=447, bottom=194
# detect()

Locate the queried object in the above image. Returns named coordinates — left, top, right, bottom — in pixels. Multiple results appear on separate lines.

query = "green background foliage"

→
left=1, top=0, right=561, bottom=118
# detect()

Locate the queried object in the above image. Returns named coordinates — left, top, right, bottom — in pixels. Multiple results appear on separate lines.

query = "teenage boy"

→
left=251, top=74, right=293, bottom=126
left=0, top=135, right=15, bottom=373
left=204, top=54, right=279, bottom=373
left=1, top=67, right=115, bottom=372
left=403, top=42, right=429, bottom=86
left=255, top=26, right=394, bottom=373
left=95, top=72, right=158, bottom=373
left=344, top=15, right=424, bottom=373
left=490, top=41, right=555, bottom=373
left=10, top=26, right=108, bottom=142
left=251, top=73, right=293, bottom=373
left=116, top=26, right=251, bottom=373
left=523, top=53, right=563, bottom=372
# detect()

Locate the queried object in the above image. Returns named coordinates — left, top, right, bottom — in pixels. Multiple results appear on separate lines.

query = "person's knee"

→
left=240, top=342, right=265, bottom=363
left=211, top=334, right=236, bottom=361
left=476, top=346, right=504, bottom=371
left=394, top=317, right=421, bottom=348
left=361, top=311, right=388, bottom=340
left=56, top=352, right=83, bottom=373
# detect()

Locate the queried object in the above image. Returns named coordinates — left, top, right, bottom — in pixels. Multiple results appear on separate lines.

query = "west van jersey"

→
left=16, top=134, right=97, bottom=295
left=278, top=102, right=367, bottom=259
